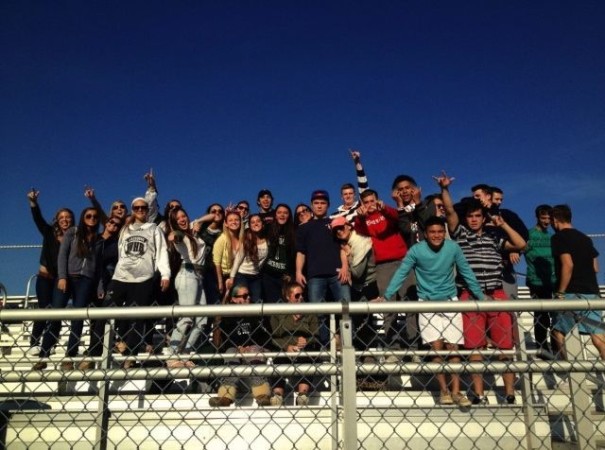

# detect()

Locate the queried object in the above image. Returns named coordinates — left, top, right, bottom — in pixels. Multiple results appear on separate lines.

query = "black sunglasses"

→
left=233, top=293, right=250, bottom=299
left=132, top=205, right=149, bottom=212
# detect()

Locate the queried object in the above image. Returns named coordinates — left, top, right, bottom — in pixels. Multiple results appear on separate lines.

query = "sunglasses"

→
left=210, top=209, right=223, bottom=214
left=297, top=208, right=310, bottom=216
left=233, top=293, right=250, bottom=299
left=237, top=205, right=249, bottom=211
left=112, top=204, right=126, bottom=210
left=85, top=214, right=98, bottom=220
left=169, top=203, right=180, bottom=209
left=132, top=205, right=149, bottom=212
left=292, top=292, right=303, bottom=299
left=107, top=220, right=121, bottom=226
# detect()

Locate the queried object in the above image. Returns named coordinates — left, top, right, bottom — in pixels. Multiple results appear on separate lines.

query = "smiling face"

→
left=131, top=201, right=149, bottom=223
left=395, top=180, right=415, bottom=204
left=249, top=215, right=263, bottom=232
left=295, top=206, right=312, bottom=225
left=425, top=223, right=446, bottom=249
left=56, top=210, right=74, bottom=232
left=225, top=212, right=241, bottom=232
left=111, top=202, right=127, bottom=219
left=275, top=205, right=290, bottom=225
left=341, top=187, right=356, bottom=208
left=175, top=210, right=189, bottom=230
left=258, top=194, right=273, bottom=212
left=333, top=224, right=352, bottom=241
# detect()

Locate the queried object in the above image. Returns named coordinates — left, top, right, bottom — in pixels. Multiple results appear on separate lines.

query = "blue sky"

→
left=1, top=1, right=605, bottom=293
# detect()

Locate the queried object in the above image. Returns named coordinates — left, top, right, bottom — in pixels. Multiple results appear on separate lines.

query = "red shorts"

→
left=460, top=289, right=513, bottom=350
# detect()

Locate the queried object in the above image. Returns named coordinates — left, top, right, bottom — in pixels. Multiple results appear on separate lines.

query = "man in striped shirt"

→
left=330, top=150, right=369, bottom=223
left=435, top=172, right=526, bottom=405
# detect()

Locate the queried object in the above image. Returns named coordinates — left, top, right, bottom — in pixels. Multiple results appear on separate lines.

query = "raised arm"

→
left=144, top=170, right=161, bottom=223
left=433, top=171, right=459, bottom=232
left=350, top=149, right=369, bottom=194
left=84, top=186, right=109, bottom=224
left=27, top=189, right=51, bottom=234
left=490, top=215, right=526, bottom=252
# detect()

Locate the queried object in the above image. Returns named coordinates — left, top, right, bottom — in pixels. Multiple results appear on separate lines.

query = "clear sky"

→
left=1, top=1, right=604, bottom=294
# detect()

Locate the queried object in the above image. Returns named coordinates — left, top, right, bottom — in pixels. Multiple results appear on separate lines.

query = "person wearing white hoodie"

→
left=80, top=197, right=170, bottom=370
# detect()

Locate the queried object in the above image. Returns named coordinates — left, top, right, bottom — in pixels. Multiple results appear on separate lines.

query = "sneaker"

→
left=270, top=394, right=283, bottom=407
left=33, top=361, right=47, bottom=371
left=78, top=360, right=96, bottom=371
left=472, top=395, right=489, bottom=405
left=26, top=346, right=41, bottom=357
left=452, top=393, right=472, bottom=407
left=296, top=393, right=309, bottom=406
left=439, top=391, right=453, bottom=405
left=506, top=395, right=516, bottom=405
left=209, top=397, right=233, bottom=407
left=255, top=394, right=271, bottom=407
left=61, top=361, right=74, bottom=371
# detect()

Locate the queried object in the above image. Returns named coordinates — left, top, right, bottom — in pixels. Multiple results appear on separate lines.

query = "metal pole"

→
left=340, top=309, right=357, bottom=450
left=329, top=313, right=339, bottom=450
left=515, top=313, right=548, bottom=450
left=94, top=319, right=114, bottom=450
left=566, top=325, right=596, bottom=450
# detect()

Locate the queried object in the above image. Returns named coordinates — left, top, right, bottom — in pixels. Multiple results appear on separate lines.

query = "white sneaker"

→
left=270, top=394, right=283, bottom=407
left=26, top=346, right=41, bottom=356
left=296, top=394, right=309, bottom=406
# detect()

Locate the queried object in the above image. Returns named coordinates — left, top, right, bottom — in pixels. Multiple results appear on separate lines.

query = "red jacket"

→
left=354, top=205, right=408, bottom=263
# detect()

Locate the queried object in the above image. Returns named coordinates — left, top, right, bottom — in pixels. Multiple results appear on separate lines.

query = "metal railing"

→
left=1, top=299, right=604, bottom=449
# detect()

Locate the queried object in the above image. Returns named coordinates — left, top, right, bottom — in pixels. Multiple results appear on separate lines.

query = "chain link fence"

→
left=1, top=296, right=605, bottom=449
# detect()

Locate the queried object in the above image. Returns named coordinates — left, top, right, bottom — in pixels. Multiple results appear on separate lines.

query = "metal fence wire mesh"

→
left=1, top=292, right=605, bottom=450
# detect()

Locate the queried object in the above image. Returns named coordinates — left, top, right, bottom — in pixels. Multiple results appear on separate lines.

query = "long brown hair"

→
left=75, top=207, right=100, bottom=258
left=167, top=207, right=198, bottom=256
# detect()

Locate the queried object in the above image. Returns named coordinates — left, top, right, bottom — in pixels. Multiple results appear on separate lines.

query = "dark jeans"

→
left=307, top=275, right=351, bottom=346
left=88, top=279, right=155, bottom=356
left=31, top=275, right=59, bottom=347
left=262, top=272, right=286, bottom=303
left=529, top=284, right=554, bottom=350
left=40, top=276, right=94, bottom=357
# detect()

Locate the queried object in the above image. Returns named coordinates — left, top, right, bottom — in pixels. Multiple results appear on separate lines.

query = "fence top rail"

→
left=1, top=298, right=605, bottom=322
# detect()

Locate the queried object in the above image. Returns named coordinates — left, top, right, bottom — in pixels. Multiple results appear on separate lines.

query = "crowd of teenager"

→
left=26, top=150, right=603, bottom=408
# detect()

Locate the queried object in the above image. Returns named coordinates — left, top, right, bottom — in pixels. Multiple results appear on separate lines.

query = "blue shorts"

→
left=552, top=293, right=604, bottom=335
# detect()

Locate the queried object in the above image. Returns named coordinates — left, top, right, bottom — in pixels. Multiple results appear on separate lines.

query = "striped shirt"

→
left=452, top=224, right=505, bottom=292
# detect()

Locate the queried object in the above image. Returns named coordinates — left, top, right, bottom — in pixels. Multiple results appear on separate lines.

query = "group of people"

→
left=26, top=150, right=603, bottom=408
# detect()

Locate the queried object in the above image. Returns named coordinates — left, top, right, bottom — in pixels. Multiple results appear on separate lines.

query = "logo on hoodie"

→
left=125, top=235, right=148, bottom=258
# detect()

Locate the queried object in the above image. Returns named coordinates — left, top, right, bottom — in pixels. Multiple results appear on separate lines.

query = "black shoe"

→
left=505, top=395, right=516, bottom=405
left=472, top=395, right=489, bottom=405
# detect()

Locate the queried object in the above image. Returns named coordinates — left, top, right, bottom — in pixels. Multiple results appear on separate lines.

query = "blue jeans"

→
left=307, top=275, right=351, bottom=345
left=170, top=267, right=207, bottom=353
left=41, top=276, right=94, bottom=357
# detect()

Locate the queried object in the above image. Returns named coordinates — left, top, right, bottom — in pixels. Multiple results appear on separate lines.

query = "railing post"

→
left=329, top=313, right=339, bottom=450
left=515, top=311, right=548, bottom=450
left=94, top=319, right=114, bottom=450
left=566, top=324, right=596, bottom=450
left=340, top=304, right=357, bottom=450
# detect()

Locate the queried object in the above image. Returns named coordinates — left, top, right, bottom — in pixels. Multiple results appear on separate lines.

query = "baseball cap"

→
left=330, top=216, right=347, bottom=229
left=311, top=189, right=330, bottom=203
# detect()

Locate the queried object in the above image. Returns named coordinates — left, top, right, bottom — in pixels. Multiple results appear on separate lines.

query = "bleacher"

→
left=1, top=287, right=604, bottom=449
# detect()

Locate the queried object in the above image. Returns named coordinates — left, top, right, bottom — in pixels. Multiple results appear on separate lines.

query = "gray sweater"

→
left=57, top=227, right=97, bottom=280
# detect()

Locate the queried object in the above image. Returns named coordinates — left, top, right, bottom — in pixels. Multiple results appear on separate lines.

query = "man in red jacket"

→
left=354, top=189, right=411, bottom=359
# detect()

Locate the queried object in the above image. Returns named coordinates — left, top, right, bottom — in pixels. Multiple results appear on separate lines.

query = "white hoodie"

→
left=113, top=222, right=171, bottom=283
